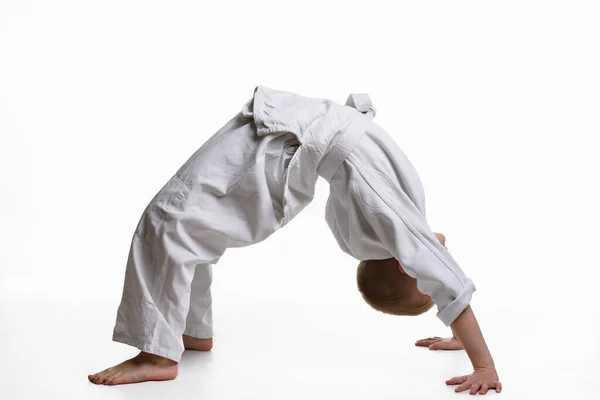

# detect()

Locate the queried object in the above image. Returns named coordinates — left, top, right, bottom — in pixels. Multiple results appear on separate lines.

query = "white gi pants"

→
left=112, top=95, right=314, bottom=361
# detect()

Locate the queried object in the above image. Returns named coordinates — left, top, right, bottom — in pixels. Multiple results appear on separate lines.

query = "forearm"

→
left=450, top=305, right=495, bottom=369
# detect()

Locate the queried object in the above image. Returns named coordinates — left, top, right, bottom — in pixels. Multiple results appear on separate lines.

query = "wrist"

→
left=472, top=357, right=496, bottom=371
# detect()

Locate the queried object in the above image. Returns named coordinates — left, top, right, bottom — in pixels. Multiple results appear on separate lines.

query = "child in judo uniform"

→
left=88, top=86, right=502, bottom=395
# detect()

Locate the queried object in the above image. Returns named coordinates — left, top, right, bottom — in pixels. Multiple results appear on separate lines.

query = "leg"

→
left=183, top=263, right=214, bottom=351
left=89, top=119, right=242, bottom=384
left=90, top=176, right=201, bottom=385
left=89, top=106, right=312, bottom=385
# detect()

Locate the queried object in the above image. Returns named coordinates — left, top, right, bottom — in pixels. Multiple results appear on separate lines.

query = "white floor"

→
left=1, top=291, right=598, bottom=400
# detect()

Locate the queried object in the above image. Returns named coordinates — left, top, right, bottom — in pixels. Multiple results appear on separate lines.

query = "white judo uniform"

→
left=112, top=85, right=476, bottom=361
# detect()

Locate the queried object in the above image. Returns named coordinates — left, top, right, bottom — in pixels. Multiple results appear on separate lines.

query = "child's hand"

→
left=446, top=367, right=502, bottom=395
left=415, top=336, right=464, bottom=350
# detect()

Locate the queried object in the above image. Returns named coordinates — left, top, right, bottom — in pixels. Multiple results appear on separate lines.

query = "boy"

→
left=88, top=86, right=501, bottom=395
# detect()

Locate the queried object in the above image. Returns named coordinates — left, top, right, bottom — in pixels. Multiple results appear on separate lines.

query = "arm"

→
left=350, top=159, right=501, bottom=394
left=447, top=305, right=502, bottom=394
left=451, top=305, right=493, bottom=368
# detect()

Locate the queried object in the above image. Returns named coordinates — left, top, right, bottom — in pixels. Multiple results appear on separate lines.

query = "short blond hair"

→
left=356, top=258, right=435, bottom=316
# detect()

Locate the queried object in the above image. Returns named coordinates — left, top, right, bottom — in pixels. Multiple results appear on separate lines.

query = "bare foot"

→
left=88, top=352, right=178, bottom=385
left=183, top=335, right=213, bottom=351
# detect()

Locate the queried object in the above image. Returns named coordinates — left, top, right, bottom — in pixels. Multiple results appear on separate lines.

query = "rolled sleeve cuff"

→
left=436, top=279, right=476, bottom=326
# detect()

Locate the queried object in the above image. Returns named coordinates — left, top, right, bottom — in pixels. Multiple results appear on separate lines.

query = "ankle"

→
left=183, top=335, right=213, bottom=351
left=138, top=352, right=178, bottom=366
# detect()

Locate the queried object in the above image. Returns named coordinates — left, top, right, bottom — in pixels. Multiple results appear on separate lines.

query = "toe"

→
left=94, top=374, right=106, bottom=385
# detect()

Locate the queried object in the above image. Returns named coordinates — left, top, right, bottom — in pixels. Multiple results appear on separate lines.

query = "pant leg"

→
left=112, top=110, right=309, bottom=361
left=183, top=262, right=213, bottom=339
left=111, top=173, right=206, bottom=362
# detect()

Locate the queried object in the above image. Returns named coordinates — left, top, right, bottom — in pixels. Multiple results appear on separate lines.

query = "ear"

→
left=395, top=259, right=406, bottom=274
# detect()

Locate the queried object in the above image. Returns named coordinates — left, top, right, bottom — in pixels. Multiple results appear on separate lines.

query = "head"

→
left=356, top=258, right=435, bottom=316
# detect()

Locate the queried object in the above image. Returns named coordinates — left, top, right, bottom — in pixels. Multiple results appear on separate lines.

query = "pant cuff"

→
left=183, top=327, right=213, bottom=339
left=112, top=332, right=182, bottom=362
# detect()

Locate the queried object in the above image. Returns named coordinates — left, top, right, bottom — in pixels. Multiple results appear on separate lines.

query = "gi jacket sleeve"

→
left=352, top=169, right=476, bottom=326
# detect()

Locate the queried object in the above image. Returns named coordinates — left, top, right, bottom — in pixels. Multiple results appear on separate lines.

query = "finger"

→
left=446, top=375, right=469, bottom=385
left=415, top=339, right=433, bottom=343
left=496, top=382, right=502, bottom=393
left=416, top=337, right=440, bottom=342
left=416, top=341, right=434, bottom=347
left=434, top=232, right=446, bottom=246
left=415, top=339, right=436, bottom=346
left=417, top=338, right=443, bottom=346
left=429, top=342, right=448, bottom=350
left=470, top=383, right=481, bottom=395
left=455, top=381, right=471, bottom=392
left=479, top=383, right=489, bottom=395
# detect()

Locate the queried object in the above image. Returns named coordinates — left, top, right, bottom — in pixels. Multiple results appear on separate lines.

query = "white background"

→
left=1, top=0, right=599, bottom=399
